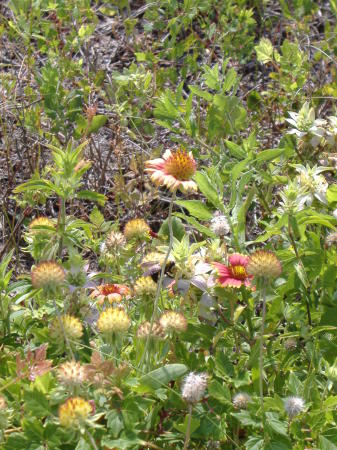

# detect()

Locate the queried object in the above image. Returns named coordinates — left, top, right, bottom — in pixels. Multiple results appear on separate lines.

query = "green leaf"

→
left=138, top=364, right=187, bottom=391
left=175, top=200, right=213, bottom=220
left=255, top=148, right=285, bottom=163
left=87, top=115, right=108, bottom=134
left=158, top=216, right=185, bottom=241
left=222, top=67, right=237, bottom=92
left=208, top=380, right=231, bottom=404
left=174, top=414, right=200, bottom=434
left=225, top=140, right=246, bottom=159
left=175, top=213, right=216, bottom=238
left=327, top=184, right=337, bottom=204
left=255, top=38, right=275, bottom=63
left=245, top=436, right=264, bottom=450
left=319, top=436, right=337, bottom=450
left=194, top=171, right=223, bottom=210
left=76, top=190, right=106, bottom=205
left=265, top=412, right=288, bottom=436
left=188, top=85, right=213, bottom=102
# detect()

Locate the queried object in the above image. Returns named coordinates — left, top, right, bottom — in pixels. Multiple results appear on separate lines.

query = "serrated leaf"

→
left=255, top=38, right=274, bottom=63
left=77, top=190, right=106, bottom=205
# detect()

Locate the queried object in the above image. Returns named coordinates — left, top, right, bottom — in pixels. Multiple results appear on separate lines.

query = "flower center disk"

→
left=230, top=265, right=247, bottom=280
left=165, top=151, right=196, bottom=181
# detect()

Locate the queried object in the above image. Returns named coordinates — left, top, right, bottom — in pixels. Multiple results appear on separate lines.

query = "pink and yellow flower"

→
left=145, top=149, right=197, bottom=192
left=213, top=254, right=253, bottom=288
left=90, top=284, right=130, bottom=305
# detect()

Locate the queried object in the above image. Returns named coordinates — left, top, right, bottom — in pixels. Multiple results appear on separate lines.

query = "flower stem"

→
left=85, top=428, right=99, bottom=450
left=139, top=190, right=176, bottom=369
left=259, top=282, right=267, bottom=432
left=183, top=403, right=193, bottom=450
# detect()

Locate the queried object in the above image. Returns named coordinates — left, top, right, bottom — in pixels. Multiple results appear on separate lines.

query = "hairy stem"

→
left=183, top=403, right=193, bottom=450
left=85, top=428, right=99, bottom=450
left=259, top=282, right=267, bottom=432
left=139, top=190, right=176, bottom=369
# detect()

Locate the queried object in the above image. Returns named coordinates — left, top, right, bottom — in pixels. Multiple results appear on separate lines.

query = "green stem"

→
left=287, top=217, right=312, bottom=326
left=183, top=403, right=193, bottom=450
left=139, top=190, right=176, bottom=369
left=58, top=197, right=66, bottom=258
left=259, top=283, right=267, bottom=433
left=85, top=428, right=99, bottom=450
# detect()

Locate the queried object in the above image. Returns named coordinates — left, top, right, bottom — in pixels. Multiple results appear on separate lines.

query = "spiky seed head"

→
left=57, top=361, right=87, bottom=385
left=210, top=215, right=230, bottom=236
left=97, top=308, right=130, bottom=334
left=31, top=261, right=65, bottom=290
left=246, top=250, right=282, bottom=280
left=136, top=321, right=165, bottom=340
left=50, top=315, right=83, bottom=341
left=284, top=396, right=305, bottom=419
left=124, top=218, right=150, bottom=242
left=232, top=392, right=251, bottom=409
left=181, top=372, right=208, bottom=403
left=59, top=397, right=92, bottom=428
left=159, top=311, right=187, bottom=333
left=284, top=338, right=297, bottom=351
left=29, top=217, right=54, bottom=232
left=104, top=230, right=126, bottom=251
left=134, top=276, right=157, bottom=296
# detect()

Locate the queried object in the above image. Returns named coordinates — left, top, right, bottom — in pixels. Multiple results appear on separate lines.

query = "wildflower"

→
left=104, top=230, right=126, bottom=251
left=0, top=396, right=6, bottom=410
left=50, top=315, right=83, bottom=341
left=29, top=216, right=54, bottom=232
left=134, top=276, right=157, bottom=296
left=295, top=164, right=328, bottom=205
left=286, top=102, right=326, bottom=148
left=210, top=214, right=230, bottom=236
left=137, top=321, right=165, bottom=340
left=232, top=392, right=251, bottom=409
left=57, top=361, right=87, bottom=386
left=284, top=338, right=297, bottom=351
left=90, top=284, right=130, bottom=305
left=159, top=311, right=187, bottom=333
left=31, top=261, right=65, bottom=290
left=124, top=218, right=150, bottom=242
left=326, top=231, right=337, bottom=248
left=213, top=254, right=252, bottom=288
left=181, top=372, right=208, bottom=403
left=284, top=396, right=305, bottom=419
left=97, top=308, right=130, bottom=334
left=246, top=250, right=282, bottom=280
left=145, top=149, right=197, bottom=192
left=59, top=397, right=92, bottom=428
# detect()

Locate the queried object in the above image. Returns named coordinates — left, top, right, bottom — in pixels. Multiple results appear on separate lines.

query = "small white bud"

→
left=181, top=372, right=208, bottom=404
left=232, top=392, right=251, bottom=409
left=284, top=396, right=305, bottom=418
left=210, top=215, right=230, bottom=236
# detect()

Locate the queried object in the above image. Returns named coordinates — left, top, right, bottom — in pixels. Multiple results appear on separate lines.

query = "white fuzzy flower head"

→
left=284, top=396, right=305, bottom=419
left=232, top=392, right=251, bottom=409
left=181, top=372, right=208, bottom=404
left=210, top=214, right=230, bottom=236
